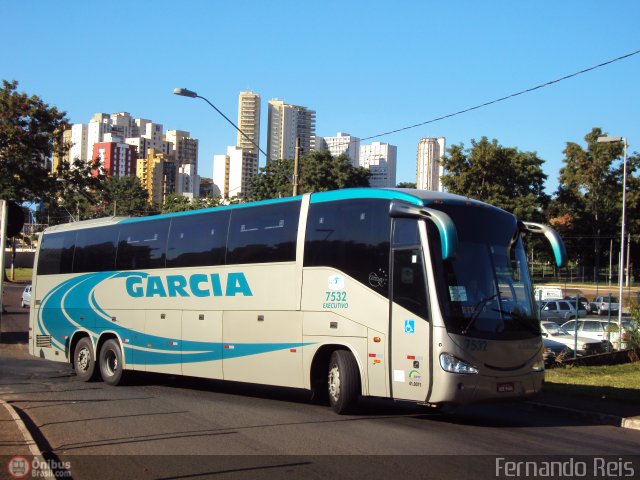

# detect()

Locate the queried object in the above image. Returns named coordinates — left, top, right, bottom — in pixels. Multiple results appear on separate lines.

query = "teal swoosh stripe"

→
left=40, top=271, right=315, bottom=366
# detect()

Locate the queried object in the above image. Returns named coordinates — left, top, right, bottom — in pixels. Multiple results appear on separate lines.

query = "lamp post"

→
left=172, top=88, right=270, bottom=163
left=597, top=135, right=627, bottom=349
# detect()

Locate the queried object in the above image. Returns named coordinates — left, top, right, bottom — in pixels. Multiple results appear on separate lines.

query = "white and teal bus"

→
left=29, top=188, right=566, bottom=413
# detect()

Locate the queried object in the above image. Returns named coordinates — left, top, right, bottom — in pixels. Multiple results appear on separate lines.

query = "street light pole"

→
left=173, top=88, right=270, bottom=163
left=597, top=135, right=627, bottom=349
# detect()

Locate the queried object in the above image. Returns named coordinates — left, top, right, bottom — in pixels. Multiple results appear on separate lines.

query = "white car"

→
left=562, top=318, right=632, bottom=350
left=21, top=285, right=32, bottom=308
left=540, top=321, right=606, bottom=356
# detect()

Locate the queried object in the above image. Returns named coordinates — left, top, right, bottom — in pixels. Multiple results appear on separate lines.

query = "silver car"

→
left=538, top=299, right=585, bottom=323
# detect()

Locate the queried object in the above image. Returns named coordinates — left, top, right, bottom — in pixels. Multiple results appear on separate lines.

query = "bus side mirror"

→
left=520, top=222, right=567, bottom=269
left=390, top=201, right=458, bottom=260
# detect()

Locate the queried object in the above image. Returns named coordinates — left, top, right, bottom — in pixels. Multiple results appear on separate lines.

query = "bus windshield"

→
left=428, top=204, right=539, bottom=340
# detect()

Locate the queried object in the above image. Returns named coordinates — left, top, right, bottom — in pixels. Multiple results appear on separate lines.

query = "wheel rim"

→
left=77, top=347, right=91, bottom=372
left=328, top=363, right=340, bottom=401
left=104, top=349, right=118, bottom=377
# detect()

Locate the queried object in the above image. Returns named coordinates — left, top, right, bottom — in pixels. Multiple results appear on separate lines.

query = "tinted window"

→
left=115, top=219, right=170, bottom=270
left=226, top=201, right=300, bottom=264
left=73, top=226, right=118, bottom=273
left=392, top=218, right=420, bottom=246
left=37, top=232, right=76, bottom=275
left=393, top=248, right=429, bottom=319
left=167, top=210, right=230, bottom=268
left=304, top=199, right=390, bottom=295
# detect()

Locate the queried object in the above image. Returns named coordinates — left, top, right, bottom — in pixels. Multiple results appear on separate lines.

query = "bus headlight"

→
left=531, top=349, right=544, bottom=372
left=439, top=353, right=478, bottom=374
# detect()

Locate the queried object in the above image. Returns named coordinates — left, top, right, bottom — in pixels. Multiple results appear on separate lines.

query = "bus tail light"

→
left=439, top=353, right=478, bottom=374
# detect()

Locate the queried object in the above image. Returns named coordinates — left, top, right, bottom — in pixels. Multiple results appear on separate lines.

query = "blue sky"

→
left=2, top=0, right=639, bottom=194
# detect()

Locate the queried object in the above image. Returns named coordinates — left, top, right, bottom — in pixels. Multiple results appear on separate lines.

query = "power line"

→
left=359, top=49, right=640, bottom=143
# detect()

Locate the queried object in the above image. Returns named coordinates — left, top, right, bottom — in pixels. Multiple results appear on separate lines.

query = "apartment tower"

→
left=416, top=137, right=446, bottom=191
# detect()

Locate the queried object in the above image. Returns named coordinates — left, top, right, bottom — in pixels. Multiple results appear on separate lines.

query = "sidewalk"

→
left=0, top=398, right=38, bottom=457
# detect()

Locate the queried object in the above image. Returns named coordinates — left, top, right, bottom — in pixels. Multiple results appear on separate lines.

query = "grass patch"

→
left=545, top=362, right=640, bottom=404
left=4, top=268, right=33, bottom=282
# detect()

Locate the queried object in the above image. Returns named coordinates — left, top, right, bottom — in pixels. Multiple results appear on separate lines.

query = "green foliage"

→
left=396, top=182, right=416, bottom=188
left=162, top=194, right=224, bottom=213
left=546, top=128, right=636, bottom=270
left=98, top=175, right=150, bottom=217
left=247, top=151, right=370, bottom=201
left=441, top=137, right=549, bottom=220
left=0, top=80, right=70, bottom=203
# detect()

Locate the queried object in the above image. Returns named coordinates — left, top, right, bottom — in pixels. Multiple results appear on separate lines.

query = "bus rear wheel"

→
left=74, top=337, right=96, bottom=382
left=327, top=350, right=359, bottom=414
left=99, top=339, right=124, bottom=386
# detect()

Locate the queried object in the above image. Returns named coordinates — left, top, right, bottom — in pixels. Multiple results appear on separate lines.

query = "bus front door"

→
left=390, top=247, right=431, bottom=402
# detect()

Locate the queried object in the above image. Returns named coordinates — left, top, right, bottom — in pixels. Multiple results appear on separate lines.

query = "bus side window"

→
left=37, top=232, right=76, bottom=275
left=73, top=226, right=118, bottom=273
left=115, top=219, right=170, bottom=271
left=226, top=201, right=300, bottom=265
left=304, top=199, right=390, bottom=296
left=167, top=211, right=230, bottom=268
left=392, top=249, right=429, bottom=319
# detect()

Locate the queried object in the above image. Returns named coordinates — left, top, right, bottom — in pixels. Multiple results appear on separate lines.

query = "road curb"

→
left=527, top=400, right=640, bottom=430
left=0, top=399, right=54, bottom=477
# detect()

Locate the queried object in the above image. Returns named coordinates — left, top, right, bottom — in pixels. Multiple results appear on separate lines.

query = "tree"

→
left=441, top=137, right=548, bottom=220
left=162, top=194, right=193, bottom=213
left=161, top=194, right=224, bottom=213
left=98, top=175, right=150, bottom=217
left=396, top=182, right=416, bottom=189
left=247, top=151, right=370, bottom=201
left=0, top=80, right=69, bottom=204
left=547, top=128, right=639, bottom=273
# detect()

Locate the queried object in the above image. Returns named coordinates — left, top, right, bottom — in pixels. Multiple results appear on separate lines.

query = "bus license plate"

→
left=497, top=382, right=514, bottom=393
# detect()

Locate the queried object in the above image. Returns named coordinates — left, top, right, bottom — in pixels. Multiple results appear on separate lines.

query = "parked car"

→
left=542, top=337, right=573, bottom=366
left=562, top=318, right=634, bottom=350
left=21, top=285, right=32, bottom=308
left=538, top=299, right=585, bottom=323
left=593, top=295, right=619, bottom=316
left=564, top=295, right=592, bottom=314
left=540, top=321, right=606, bottom=356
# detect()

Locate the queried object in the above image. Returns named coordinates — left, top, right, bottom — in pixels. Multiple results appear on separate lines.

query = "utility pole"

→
left=0, top=200, right=7, bottom=341
left=293, top=137, right=301, bottom=196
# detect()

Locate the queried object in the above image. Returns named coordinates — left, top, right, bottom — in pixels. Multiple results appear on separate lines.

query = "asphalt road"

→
left=2, top=283, right=640, bottom=479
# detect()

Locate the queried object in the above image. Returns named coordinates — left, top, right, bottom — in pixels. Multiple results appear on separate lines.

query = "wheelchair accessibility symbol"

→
left=404, top=320, right=415, bottom=334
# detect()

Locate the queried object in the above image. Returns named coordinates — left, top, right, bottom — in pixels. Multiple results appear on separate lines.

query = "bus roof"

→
left=41, top=188, right=503, bottom=234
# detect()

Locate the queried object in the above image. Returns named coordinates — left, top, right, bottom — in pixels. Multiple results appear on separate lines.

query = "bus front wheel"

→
left=99, top=339, right=124, bottom=386
left=327, top=350, right=359, bottom=414
left=74, top=337, right=96, bottom=382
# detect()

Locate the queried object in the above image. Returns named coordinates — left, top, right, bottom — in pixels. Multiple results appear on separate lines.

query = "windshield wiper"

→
left=462, top=294, right=499, bottom=335
left=491, top=308, right=539, bottom=334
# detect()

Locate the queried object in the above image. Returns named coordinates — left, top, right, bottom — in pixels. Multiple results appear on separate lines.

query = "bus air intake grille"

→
left=36, top=335, right=52, bottom=348
left=484, top=363, right=525, bottom=372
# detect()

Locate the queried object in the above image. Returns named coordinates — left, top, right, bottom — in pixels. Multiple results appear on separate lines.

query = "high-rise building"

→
left=166, top=130, right=199, bottom=196
left=92, top=142, right=138, bottom=177
left=136, top=148, right=176, bottom=207
left=66, top=113, right=198, bottom=199
left=267, top=99, right=315, bottom=161
left=359, top=142, right=397, bottom=188
left=213, top=146, right=255, bottom=200
left=236, top=92, right=261, bottom=187
left=416, top=137, right=446, bottom=191
left=319, top=132, right=360, bottom=167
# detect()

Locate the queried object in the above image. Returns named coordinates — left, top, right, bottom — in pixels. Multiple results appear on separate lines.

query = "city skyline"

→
left=2, top=1, right=639, bottom=195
